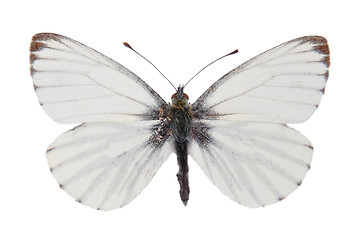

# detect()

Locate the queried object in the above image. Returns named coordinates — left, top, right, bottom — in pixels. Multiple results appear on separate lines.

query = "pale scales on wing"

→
left=30, top=33, right=329, bottom=210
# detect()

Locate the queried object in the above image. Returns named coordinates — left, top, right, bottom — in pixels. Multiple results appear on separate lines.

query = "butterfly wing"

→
left=190, top=121, right=312, bottom=207
left=30, top=33, right=172, bottom=210
left=190, top=36, right=329, bottom=207
left=30, top=33, right=167, bottom=123
left=47, top=121, right=172, bottom=210
left=192, top=36, right=329, bottom=124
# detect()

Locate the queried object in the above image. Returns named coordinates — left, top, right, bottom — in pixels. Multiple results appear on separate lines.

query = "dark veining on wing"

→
left=30, top=33, right=167, bottom=108
left=192, top=36, right=330, bottom=112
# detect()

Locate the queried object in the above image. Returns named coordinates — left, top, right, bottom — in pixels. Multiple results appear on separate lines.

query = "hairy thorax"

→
left=169, top=98, right=193, bottom=143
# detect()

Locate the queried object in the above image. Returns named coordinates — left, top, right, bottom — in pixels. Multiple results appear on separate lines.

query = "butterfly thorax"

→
left=168, top=86, right=192, bottom=205
left=169, top=98, right=192, bottom=142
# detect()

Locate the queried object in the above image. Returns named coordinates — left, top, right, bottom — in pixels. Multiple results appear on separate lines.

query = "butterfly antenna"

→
left=123, top=42, right=177, bottom=91
left=184, top=49, right=238, bottom=88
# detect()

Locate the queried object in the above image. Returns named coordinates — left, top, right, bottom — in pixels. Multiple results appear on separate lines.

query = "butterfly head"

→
left=171, top=86, right=189, bottom=106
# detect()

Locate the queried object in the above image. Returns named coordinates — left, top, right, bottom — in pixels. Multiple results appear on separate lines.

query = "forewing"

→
left=189, top=120, right=312, bottom=207
left=47, top=121, right=173, bottom=210
left=192, top=36, right=330, bottom=124
left=30, top=33, right=167, bottom=123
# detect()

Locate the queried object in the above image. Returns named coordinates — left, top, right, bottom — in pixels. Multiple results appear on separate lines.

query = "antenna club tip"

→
left=229, top=49, right=239, bottom=55
left=123, top=42, right=133, bottom=49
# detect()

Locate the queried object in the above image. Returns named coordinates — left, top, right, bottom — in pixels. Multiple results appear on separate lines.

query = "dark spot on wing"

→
left=306, top=164, right=311, bottom=170
left=49, top=167, right=54, bottom=172
left=76, top=199, right=82, bottom=204
left=279, top=197, right=285, bottom=201
left=59, top=184, right=64, bottom=189
left=307, top=144, right=314, bottom=150
left=320, top=88, right=325, bottom=94
left=297, top=180, right=303, bottom=186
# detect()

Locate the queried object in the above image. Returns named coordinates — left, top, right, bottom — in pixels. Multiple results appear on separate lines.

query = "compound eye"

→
left=183, top=93, right=189, bottom=100
left=171, top=93, right=176, bottom=99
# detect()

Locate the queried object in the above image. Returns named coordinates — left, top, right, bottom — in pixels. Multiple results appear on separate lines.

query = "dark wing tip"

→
left=301, top=36, right=330, bottom=81
left=314, top=44, right=330, bottom=55
left=301, top=36, right=328, bottom=45
left=30, top=33, right=62, bottom=53
left=299, top=35, right=330, bottom=56
left=32, top=32, right=61, bottom=42
left=30, top=41, right=46, bottom=53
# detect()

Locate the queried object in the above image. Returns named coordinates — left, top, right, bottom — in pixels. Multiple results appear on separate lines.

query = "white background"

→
left=1, top=1, right=360, bottom=239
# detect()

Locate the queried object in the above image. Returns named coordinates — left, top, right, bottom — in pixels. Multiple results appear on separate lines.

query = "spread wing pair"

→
left=30, top=33, right=329, bottom=210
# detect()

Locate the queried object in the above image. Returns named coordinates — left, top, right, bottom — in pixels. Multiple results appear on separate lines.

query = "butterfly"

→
left=30, top=33, right=329, bottom=210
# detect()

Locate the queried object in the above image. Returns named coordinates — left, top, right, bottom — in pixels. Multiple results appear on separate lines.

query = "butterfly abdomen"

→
left=169, top=94, right=193, bottom=206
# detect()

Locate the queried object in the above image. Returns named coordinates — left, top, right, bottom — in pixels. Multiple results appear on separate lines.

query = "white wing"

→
left=190, top=36, right=329, bottom=207
left=189, top=121, right=312, bottom=207
left=30, top=33, right=173, bottom=210
left=47, top=121, right=173, bottom=210
left=30, top=33, right=167, bottom=123
left=192, top=36, right=330, bottom=124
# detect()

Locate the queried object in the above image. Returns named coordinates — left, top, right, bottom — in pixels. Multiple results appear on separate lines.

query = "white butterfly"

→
left=30, top=33, right=329, bottom=210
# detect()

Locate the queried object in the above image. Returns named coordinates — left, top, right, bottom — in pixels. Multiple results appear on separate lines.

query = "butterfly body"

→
left=30, top=33, right=329, bottom=210
left=168, top=86, right=193, bottom=205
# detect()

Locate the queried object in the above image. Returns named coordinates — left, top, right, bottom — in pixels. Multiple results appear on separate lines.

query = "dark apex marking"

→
left=320, top=88, right=325, bottom=94
left=307, top=144, right=314, bottom=150
left=279, top=197, right=285, bottom=201
left=297, top=180, right=303, bottom=186
left=30, top=41, right=47, bottom=52
left=59, top=184, right=64, bottom=189
left=306, top=164, right=311, bottom=170
left=314, top=45, right=330, bottom=55
left=49, top=167, right=54, bottom=172
left=76, top=199, right=82, bottom=204
left=300, top=36, right=328, bottom=45
left=32, top=32, right=61, bottom=42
